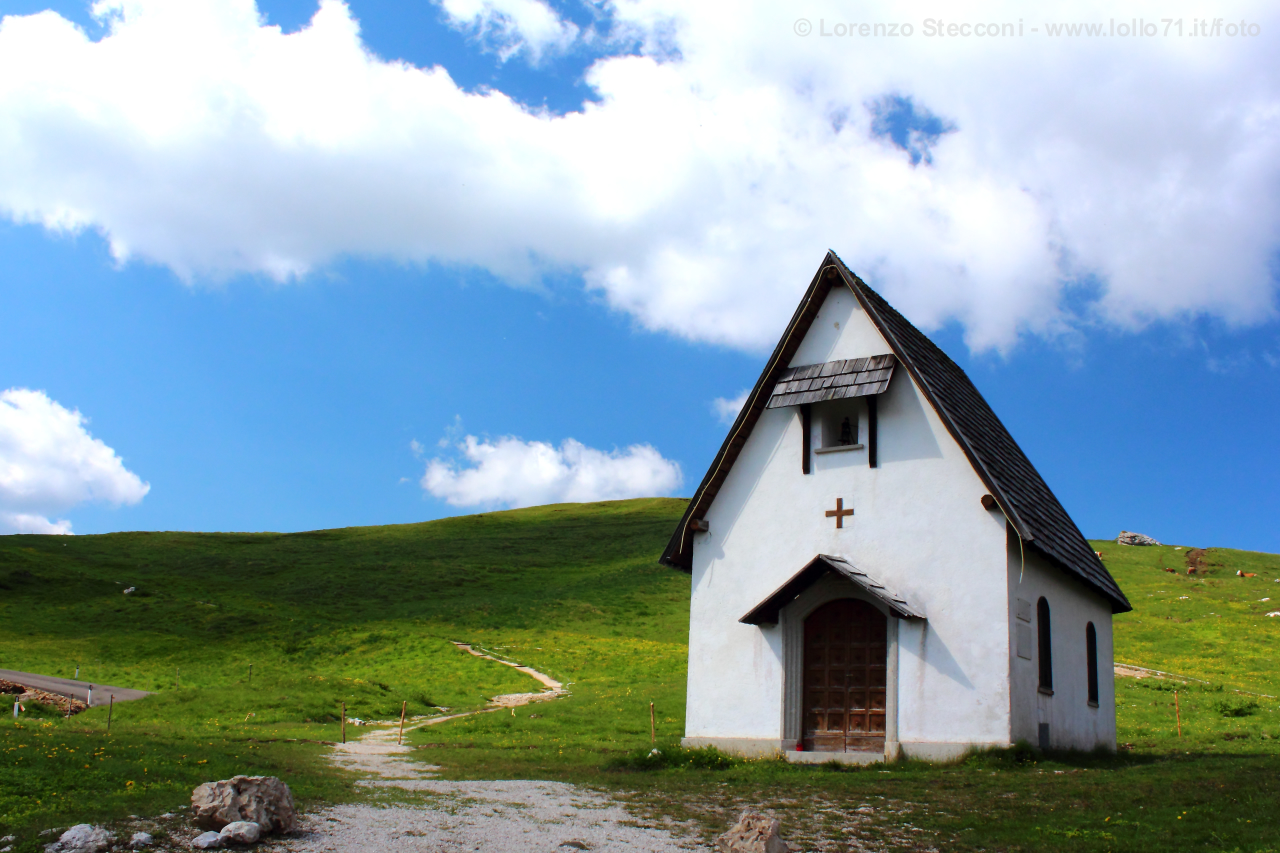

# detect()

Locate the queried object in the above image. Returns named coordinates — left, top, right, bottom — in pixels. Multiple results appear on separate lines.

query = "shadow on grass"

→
left=603, top=740, right=1183, bottom=778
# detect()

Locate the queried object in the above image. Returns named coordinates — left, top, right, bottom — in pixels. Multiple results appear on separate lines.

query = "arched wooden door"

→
left=803, top=598, right=888, bottom=752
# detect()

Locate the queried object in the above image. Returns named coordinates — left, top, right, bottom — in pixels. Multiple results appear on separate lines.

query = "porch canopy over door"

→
left=739, top=554, right=924, bottom=626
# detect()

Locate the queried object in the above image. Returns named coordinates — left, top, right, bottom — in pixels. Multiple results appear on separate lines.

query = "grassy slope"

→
left=0, top=499, right=690, bottom=837
left=2, top=501, right=1279, bottom=852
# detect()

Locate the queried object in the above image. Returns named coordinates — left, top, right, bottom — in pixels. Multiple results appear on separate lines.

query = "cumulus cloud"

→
left=0, top=512, right=74, bottom=535
left=0, top=0, right=1277, bottom=351
left=422, top=434, right=681, bottom=508
left=438, top=0, right=580, bottom=62
left=0, top=388, right=150, bottom=534
left=712, top=389, right=750, bottom=425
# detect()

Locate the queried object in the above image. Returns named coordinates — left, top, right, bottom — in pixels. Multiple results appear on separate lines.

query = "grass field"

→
left=2, top=499, right=1278, bottom=852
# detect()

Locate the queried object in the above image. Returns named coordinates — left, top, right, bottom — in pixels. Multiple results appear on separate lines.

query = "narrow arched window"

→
left=1086, top=622, right=1099, bottom=706
left=1037, top=597, right=1053, bottom=692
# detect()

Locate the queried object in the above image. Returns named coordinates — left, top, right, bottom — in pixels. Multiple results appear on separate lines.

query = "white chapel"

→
left=661, top=252, right=1131, bottom=762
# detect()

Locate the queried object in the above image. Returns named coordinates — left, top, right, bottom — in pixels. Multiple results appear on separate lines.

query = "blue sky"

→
left=1, top=0, right=1278, bottom=552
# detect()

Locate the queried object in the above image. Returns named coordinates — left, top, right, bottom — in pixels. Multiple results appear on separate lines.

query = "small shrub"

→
left=1213, top=698, right=1261, bottom=718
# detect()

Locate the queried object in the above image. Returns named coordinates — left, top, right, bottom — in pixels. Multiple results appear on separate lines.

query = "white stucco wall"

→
left=1007, top=538, right=1117, bottom=751
left=685, top=286, right=1014, bottom=754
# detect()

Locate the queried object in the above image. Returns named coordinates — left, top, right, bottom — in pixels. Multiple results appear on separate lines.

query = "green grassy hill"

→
left=0, top=499, right=691, bottom=835
left=2, top=501, right=1278, bottom=852
left=1096, top=539, right=1280, bottom=753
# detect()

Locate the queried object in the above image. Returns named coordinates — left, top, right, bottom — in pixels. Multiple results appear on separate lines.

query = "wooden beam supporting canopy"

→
left=867, top=395, right=878, bottom=468
left=801, top=404, right=812, bottom=475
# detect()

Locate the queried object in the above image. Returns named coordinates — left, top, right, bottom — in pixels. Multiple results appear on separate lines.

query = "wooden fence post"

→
left=341, top=701, right=346, bottom=744
left=398, top=701, right=407, bottom=745
left=107, top=695, right=114, bottom=734
left=649, top=702, right=655, bottom=744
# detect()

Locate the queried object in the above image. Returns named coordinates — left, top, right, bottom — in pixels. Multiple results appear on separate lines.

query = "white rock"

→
left=45, top=825, right=113, bottom=853
left=1, top=836, right=14, bottom=844
left=1117, top=531, right=1161, bottom=546
left=191, top=831, right=223, bottom=849
left=1267, top=611, right=1280, bottom=617
left=218, top=822, right=261, bottom=845
left=123, top=587, right=136, bottom=595
left=129, top=832, right=154, bottom=848
left=191, top=775, right=296, bottom=834
left=715, top=811, right=790, bottom=853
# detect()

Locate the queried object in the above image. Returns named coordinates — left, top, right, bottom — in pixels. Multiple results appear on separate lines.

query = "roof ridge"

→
left=660, top=251, right=1130, bottom=614
left=828, top=252, right=1129, bottom=612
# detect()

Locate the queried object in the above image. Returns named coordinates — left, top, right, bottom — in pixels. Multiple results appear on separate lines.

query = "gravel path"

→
left=291, top=649, right=707, bottom=852
left=280, top=781, right=706, bottom=853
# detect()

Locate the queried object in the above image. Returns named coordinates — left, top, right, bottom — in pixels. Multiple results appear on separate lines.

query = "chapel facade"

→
left=661, top=253, right=1131, bottom=762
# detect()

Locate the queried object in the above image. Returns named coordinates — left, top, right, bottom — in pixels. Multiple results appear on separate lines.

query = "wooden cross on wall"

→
left=825, top=497, right=854, bottom=528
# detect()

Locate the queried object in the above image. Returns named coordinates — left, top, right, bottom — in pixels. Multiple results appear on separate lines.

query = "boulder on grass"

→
left=128, top=832, right=154, bottom=848
left=191, top=776, right=296, bottom=834
left=44, top=825, right=112, bottom=853
left=218, top=822, right=261, bottom=846
left=715, top=811, right=790, bottom=853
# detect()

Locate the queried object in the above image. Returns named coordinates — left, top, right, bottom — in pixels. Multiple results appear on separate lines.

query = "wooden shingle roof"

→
left=766, top=355, right=896, bottom=408
left=660, top=251, right=1131, bottom=614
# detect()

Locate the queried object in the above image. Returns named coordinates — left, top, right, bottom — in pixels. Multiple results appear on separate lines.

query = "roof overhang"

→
left=739, top=554, right=925, bottom=626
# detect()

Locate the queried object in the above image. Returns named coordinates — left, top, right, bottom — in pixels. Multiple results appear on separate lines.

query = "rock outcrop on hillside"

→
left=1117, top=531, right=1161, bottom=546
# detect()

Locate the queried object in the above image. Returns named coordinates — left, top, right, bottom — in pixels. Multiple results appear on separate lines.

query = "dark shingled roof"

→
left=661, top=251, right=1131, bottom=614
left=766, top=355, right=896, bottom=408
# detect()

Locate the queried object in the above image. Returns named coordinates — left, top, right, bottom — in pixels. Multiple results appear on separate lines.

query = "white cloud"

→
left=712, top=389, right=750, bottom=425
left=0, top=0, right=1277, bottom=352
left=422, top=434, right=682, bottom=508
left=0, top=512, right=74, bottom=535
left=437, top=0, right=580, bottom=62
left=0, top=388, right=150, bottom=534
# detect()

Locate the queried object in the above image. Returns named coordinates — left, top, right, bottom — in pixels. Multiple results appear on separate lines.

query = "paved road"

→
left=0, top=668, right=152, bottom=706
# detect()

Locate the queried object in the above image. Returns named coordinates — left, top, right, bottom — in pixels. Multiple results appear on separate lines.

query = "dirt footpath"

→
left=284, top=649, right=706, bottom=853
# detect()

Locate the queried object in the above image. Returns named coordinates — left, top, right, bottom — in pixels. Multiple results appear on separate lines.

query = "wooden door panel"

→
left=802, top=598, right=888, bottom=752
